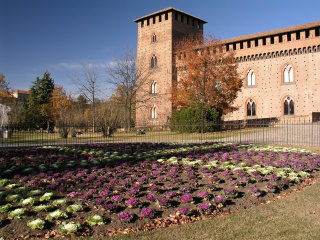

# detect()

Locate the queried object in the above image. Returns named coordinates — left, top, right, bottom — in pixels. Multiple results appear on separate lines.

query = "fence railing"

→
left=0, top=120, right=319, bottom=147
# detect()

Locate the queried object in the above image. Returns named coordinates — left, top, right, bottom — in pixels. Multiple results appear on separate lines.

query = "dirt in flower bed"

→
left=0, top=143, right=319, bottom=239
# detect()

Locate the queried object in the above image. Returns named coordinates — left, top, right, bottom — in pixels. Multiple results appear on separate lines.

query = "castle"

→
left=134, top=7, right=320, bottom=126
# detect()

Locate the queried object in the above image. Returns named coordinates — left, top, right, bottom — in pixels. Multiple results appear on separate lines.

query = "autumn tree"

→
left=106, top=49, right=153, bottom=131
left=172, top=34, right=242, bottom=131
left=44, top=86, right=74, bottom=124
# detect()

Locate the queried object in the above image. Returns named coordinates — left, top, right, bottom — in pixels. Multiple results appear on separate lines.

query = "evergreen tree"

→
left=20, top=70, right=55, bottom=129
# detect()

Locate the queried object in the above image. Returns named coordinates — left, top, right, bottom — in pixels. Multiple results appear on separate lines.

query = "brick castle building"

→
left=134, top=7, right=320, bottom=126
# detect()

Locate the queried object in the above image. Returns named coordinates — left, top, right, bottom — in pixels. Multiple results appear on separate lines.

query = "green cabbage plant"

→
left=8, top=208, right=27, bottom=219
left=86, top=214, right=105, bottom=226
left=47, top=209, right=68, bottom=221
left=66, top=204, right=84, bottom=213
left=59, top=221, right=81, bottom=235
left=27, top=218, right=46, bottom=230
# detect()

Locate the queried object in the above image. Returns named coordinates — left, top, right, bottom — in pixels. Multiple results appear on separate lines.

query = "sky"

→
left=1, top=0, right=320, bottom=98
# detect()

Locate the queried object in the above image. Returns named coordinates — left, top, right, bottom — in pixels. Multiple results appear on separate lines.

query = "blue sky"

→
left=1, top=0, right=319, bottom=97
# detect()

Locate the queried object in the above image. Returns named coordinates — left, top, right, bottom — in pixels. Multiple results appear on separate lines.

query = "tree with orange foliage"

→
left=42, top=86, right=74, bottom=125
left=173, top=34, right=242, bottom=114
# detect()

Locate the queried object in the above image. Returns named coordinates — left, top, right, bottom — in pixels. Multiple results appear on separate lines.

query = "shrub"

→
left=170, top=105, right=222, bottom=133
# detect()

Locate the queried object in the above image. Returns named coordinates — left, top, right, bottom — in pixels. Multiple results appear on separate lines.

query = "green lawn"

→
left=0, top=127, right=264, bottom=145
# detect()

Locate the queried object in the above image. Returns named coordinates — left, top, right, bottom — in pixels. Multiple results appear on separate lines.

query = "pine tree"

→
left=21, top=70, right=55, bottom=129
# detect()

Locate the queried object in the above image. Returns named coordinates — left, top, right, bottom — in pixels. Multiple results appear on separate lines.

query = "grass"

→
left=0, top=127, right=264, bottom=145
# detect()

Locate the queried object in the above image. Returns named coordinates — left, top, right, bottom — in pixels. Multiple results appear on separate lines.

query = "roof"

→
left=133, top=7, right=207, bottom=23
left=220, top=20, right=320, bottom=44
left=11, top=90, right=30, bottom=95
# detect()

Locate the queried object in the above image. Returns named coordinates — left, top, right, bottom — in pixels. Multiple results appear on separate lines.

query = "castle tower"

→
left=134, top=7, right=207, bottom=126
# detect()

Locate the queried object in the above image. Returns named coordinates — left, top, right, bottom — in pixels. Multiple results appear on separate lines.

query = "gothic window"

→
left=151, top=105, right=157, bottom=119
left=152, top=33, right=157, bottom=43
left=151, top=55, right=157, bottom=68
left=246, top=69, right=255, bottom=86
left=151, top=81, right=157, bottom=94
left=283, top=65, right=294, bottom=83
left=284, top=97, right=294, bottom=115
left=247, top=99, right=256, bottom=116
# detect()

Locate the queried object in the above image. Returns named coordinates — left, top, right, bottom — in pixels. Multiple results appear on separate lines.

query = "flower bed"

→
left=0, top=143, right=318, bottom=239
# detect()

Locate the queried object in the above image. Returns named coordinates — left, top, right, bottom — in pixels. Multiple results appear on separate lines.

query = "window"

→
left=246, top=69, right=255, bottom=86
left=283, top=65, right=293, bottom=83
left=151, top=105, right=157, bottom=119
left=152, top=33, right=157, bottom=43
left=141, top=21, right=144, bottom=28
left=159, top=15, right=162, bottom=22
left=247, top=99, right=256, bottom=117
left=284, top=97, right=294, bottom=115
left=151, top=55, right=157, bottom=68
left=165, top=13, right=168, bottom=20
left=151, top=81, right=157, bottom=94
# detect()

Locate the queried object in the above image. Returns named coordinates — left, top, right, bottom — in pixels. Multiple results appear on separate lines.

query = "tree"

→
left=106, top=49, right=153, bottom=131
left=20, top=70, right=55, bottom=129
left=172, top=34, right=242, bottom=132
left=0, top=74, right=11, bottom=104
left=45, top=86, right=74, bottom=124
left=73, top=64, right=100, bottom=132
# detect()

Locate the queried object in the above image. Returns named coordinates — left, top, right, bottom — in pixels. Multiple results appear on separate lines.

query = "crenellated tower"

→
left=134, top=7, right=207, bottom=126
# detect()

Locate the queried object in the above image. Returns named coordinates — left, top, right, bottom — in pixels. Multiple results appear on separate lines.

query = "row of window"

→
left=246, top=97, right=294, bottom=117
left=246, top=64, right=294, bottom=86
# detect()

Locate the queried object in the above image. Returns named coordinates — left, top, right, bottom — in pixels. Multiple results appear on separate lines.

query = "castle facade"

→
left=134, top=7, right=320, bottom=125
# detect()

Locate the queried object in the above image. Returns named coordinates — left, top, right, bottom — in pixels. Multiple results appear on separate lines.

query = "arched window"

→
left=152, top=33, right=157, bottom=43
left=284, top=97, right=294, bottom=115
left=246, top=70, right=255, bottom=86
left=151, top=55, right=157, bottom=68
left=151, top=81, right=157, bottom=94
left=247, top=99, right=256, bottom=116
left=283, top=65, right=294, bottom=83
left=151, top=105, right=157, bottom=119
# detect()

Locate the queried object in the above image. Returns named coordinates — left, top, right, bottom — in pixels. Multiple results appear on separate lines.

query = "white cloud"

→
left=52, top=62, right=111, bottom=70
left=52, top=62, right=83, bottom=70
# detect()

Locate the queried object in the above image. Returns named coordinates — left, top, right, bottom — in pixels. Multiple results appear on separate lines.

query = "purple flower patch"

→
left=100, top=190, right=110, bottom=197
left=146, top=193, right=155, bottom=201
left=140, top=207, right=155, bottom=218
left=181, top=194, right=193, bottom=203
left=198, top=191, right=209, bottom=199
left=126, top=198, right=140, bottom=208
left=118, top=212, right=133, bottom=222
left=177, top=207, right=189, bottom=215
left=199, top=203, right=211, bottom=214
left=111, top=195, right=123, bottom=203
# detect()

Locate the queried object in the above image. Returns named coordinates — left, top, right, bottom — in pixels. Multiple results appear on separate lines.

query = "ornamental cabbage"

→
left=59, top=221, right=81, bottom=234
left=66, top=204, right=84, bottom=213
left=27, top=218, right=46, bottom=230
left=40, top=192, right=54, bottom=201
left=8, top=208, right=27, bottom=219
left=47, top=209, right=68, bottom=221
left=86, top=214, right=105, bottom=226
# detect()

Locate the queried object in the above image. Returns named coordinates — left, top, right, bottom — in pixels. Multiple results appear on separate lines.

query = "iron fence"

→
left=0, top=119, right=319, bottom=147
